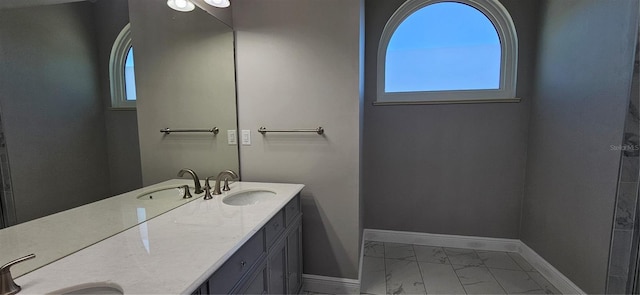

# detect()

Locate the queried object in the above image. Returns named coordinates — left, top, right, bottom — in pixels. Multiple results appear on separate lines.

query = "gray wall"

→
left=362, top=0, right=540, bottom=238
left=94, top=0, right=143, bottom=195
left=130, top=0, right=239, bottom=186
left=0, top=2, right=111, bottom=223
left=233, top=0, right=363, bottom=279
left=520, top=0, right=639, bottom=293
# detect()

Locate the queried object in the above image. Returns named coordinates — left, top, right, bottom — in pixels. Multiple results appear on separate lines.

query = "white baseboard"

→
left=518, top=243, right=586, bottom=294
left=302, top=274, right=360, bottom=294
left=362, top=228, right=586, bottom=295
left=363, top=228, right=521, bottom=252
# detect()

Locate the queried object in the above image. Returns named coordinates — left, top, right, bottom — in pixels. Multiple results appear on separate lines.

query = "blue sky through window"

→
left=386, top=2, right=501, bottom=92
left=124, top=47, right=137, bottom=101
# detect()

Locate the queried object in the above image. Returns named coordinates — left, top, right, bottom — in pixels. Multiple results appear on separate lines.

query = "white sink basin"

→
left=222, top=190, right=276, bottom=206
left=63, top=287, right=123, bottom=295
left=136, top=186, right=193, bottom=201
left=48, top=283, right=123, bottom=295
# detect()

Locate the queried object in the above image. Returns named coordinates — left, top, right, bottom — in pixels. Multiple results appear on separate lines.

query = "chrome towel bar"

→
left=258, top=126, right=324, bottom=135
left=160, top=127, right=219, bottom=135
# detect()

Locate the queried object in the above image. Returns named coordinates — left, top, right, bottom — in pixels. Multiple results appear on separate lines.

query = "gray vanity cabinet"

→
left=266, top=216, right=302, bottom=295
left=286, top=222, right=303, bottom=293
left=191, top=194, right=302, bottom=295
left=267, top=238, right=287, bottom=294
left=236, top=261, right=268, bottom=294
left=191, top=282, right=209, bottom=295
left=208, top=229, right=266, bottom=294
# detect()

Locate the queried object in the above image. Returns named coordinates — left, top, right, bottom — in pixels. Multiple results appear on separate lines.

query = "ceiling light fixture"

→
left=204, top=0, right=230, bottom=8
left=167, top=0, right=196, bottom=12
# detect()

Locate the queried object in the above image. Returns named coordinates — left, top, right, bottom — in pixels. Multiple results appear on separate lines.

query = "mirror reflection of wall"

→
left=0, top=0, right=239, bottom=230
left=130, top=0, right=239, bottom=186
left=0, top=0, right=142, bottom=227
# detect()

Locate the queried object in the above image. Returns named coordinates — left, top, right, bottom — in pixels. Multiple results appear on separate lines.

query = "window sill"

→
left=108, top=107, right=137, bottom=111
left=373, top=97, right=521, bottom=106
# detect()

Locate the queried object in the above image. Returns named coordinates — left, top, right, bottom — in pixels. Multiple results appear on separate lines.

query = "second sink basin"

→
left=136, top=186, right=193, bottom=201
left=222, top=190, right=276, bottom=206
left=48, top=283, right=123, bottom=295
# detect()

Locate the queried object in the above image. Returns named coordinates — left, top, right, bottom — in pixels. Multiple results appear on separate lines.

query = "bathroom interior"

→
left=0, top=0, right=638, bottom=294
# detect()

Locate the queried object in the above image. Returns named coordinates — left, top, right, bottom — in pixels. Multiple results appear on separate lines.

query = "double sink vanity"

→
left=0, top=176, right=304, bottom=294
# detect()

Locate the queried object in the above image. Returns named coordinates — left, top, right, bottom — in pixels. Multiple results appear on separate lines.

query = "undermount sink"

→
left=136, top=186, right=193, bottom=201
left=222, top=190, right=276, bottom=206
left=48, top=283, right=123, bottom=295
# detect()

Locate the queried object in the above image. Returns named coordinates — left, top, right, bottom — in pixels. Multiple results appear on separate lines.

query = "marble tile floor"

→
left=360, top=241, right=562, bottom=295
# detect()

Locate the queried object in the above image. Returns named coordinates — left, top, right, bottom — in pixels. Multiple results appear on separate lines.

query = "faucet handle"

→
left=203, top=187, right=213, bottom=200
left=180, top=185, right=192, bottom=199
left=1, top=254, right=35, bottom=295
left=223, top=178, right=231, bottom=191
left=203, top=176, right=216, bottom=200
left=205, top=176, right=215, bottom=188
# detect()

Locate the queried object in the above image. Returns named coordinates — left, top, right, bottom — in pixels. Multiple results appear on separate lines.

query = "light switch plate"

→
left=227, top=130, right=237, bottom=145
left=241, top=130, right=251, bottom=145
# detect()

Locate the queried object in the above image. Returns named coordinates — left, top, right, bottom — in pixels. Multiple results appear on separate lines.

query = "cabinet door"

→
left=267, top=238, right=287, bottom=295
left=286, top=221, right=303, bottom=294
left=191, top=280, right=208, bottom=295
left=235, top=261, right=268, bottom=295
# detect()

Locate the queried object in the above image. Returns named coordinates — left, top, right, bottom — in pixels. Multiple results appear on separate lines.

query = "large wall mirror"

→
left=0, top=0, right=238, bottom=274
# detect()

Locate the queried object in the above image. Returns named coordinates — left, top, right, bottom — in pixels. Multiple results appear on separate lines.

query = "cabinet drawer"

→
left=265, top=210, right=285, bottom=248
left=209, top=230, right=266, bottom=294
left=284, top=194, right=300, bottom=226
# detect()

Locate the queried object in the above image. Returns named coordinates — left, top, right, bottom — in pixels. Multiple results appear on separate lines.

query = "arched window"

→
left=110, top=23, right=136, bottom=109
left=376, top=0, right=518, bottom=104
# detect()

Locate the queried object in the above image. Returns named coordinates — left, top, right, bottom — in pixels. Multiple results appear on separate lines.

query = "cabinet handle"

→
left=240, top=260, right=246, bottom=267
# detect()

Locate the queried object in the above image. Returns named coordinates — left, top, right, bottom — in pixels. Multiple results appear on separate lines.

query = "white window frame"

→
left=376, top=0, right=519, bottom=105
left=110, top=23, right=135, bottom=109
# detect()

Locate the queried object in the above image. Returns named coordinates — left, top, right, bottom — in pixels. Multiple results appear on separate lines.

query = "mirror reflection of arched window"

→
left=110, top=23, right=136, bottom=109
left=124, top=46, right=137, bottom=102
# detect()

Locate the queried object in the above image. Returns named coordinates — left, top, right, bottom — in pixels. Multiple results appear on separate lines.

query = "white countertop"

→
left=1, top=179, right=206, bottom=278
left=13, top=181, right=304, bottom=295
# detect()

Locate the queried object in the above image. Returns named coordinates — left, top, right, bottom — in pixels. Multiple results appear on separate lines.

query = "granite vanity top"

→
left=11, top=181, right=304, bottom=294
left=1, top=179, right=206, bottom=277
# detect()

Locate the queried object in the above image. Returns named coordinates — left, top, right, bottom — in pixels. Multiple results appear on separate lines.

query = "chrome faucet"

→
left=177, top=168, right=204, bottom=194
left=212, top=170, right=239, bottom=195
left=1, top=254, right=35, bottom=295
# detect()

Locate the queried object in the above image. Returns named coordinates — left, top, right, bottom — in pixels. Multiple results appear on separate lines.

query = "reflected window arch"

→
left=110, top=23, right=136, bottom=109
left=377, top=0, right=518, bottom=104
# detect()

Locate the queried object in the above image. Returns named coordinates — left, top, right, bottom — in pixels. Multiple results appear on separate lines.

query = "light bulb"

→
left=167, top=0, right=195, bottom=12
left=204, top=0, right=230, bottom=8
